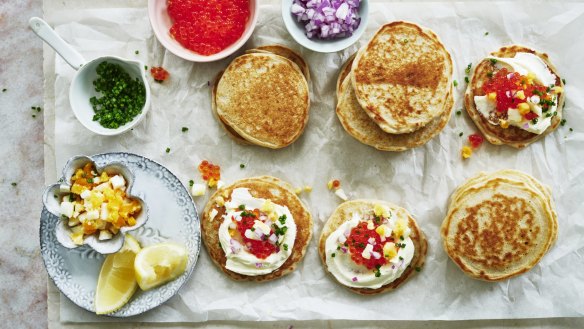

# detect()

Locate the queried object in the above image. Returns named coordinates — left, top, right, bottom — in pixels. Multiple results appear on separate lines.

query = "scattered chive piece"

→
left=32, top=114, right=36, bottom=118
left=489, top=58, right=498, bottom=65
left=453, top=80, right=458, bottom=87
left=456, top=110, right=462, bottom=116
left=189, top=180, right=194, bottom=187
left=283, top=243, right=288, bottom=251
left=181, top=127, right=189, bottom=132
left=331, top=253, right=336, bottom=258
left=532, top=118, right=539, bottom=124
left=165, top=147, right=170, bottom=153
left=135, top=50, right=139, bottom=55
left=2, top=88, right=6, bottom=92
left=560, top=119, right=567, bottom=126
left=238, top=204, right=245, bottom=210
left=144, top=65, right=148, bottom=70
left=87, top=178, right=94, bottom=183
left=399, top=256, right=404, bottom=260
left=465, top=63, right=472, bottom=74
left=569, top=128, right=573, bottom=132
left=400, top=236, right=404, bottom=241
left=11, top=182, right=17, bottom=186
left=240, top=163, right=245, bottom=168
left=250, top=227, right=255, bottom=231
left=464, top=76, right=470, bottom=83
left=484, top=31, right=489, bottom=36
left=562, top=78, right=566, bottom=85
left=459, top=132, right=464, bottom=137
left=415, top=266, right=422, bottom=272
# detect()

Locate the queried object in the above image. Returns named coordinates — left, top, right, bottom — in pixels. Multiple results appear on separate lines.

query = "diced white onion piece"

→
left=335, top=188, right=348, bottom=201
left=86, top=209, right=99, bottom=221
left=93, top=182, right=110, bottom=192
left=100, top=203, right=108, bottom=221
left=371, top=251, right=381, bottom=259
left=361, top=244, right=373, bottom=259
left=80, top=190, right=91, bottom=199
left=268, top=234, right=278, bottom=244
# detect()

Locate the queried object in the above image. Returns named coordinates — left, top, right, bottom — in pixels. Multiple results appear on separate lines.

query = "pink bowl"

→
left=148, top=0, right=260, bottom=62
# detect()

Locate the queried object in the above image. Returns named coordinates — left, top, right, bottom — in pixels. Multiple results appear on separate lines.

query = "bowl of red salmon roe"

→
left=148, top=0, right=260, bottom=62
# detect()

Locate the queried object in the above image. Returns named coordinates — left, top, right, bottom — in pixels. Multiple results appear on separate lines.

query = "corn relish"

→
left=60, top=163, right=142, bottom=245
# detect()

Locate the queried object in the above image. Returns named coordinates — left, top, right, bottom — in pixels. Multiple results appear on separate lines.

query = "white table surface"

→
left=0, top=0, right=582, bottom=327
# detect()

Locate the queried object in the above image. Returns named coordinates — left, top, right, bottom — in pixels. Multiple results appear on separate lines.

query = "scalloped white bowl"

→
left=42, top=155, right=149, bottom=254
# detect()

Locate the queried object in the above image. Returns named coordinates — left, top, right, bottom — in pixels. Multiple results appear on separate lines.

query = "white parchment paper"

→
left=48, top=1, right=584, bottom=323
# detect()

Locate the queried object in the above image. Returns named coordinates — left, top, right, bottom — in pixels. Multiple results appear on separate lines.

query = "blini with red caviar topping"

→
left=464, top=45, right=565, bottom=148
left=319, top=200, right=427, bottom=295
left=201, top=176, right=313, bottom=281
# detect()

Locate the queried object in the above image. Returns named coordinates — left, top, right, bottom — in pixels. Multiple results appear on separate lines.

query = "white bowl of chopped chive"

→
left=69, top=56, right=151, bottom=136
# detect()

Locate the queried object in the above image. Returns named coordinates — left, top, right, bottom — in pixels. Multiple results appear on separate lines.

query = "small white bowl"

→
left=69, top=56, right=151, bottom=136
left=281, top=0, right=369, bottom=53
left=148, top=0, right=260, bottom=62
left=42, top=155, right=149, bottom=254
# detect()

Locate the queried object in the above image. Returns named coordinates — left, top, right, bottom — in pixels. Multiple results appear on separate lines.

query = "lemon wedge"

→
left=134, top=243, right=188, bottom=291
left=95, top=234, right=141, bottom=315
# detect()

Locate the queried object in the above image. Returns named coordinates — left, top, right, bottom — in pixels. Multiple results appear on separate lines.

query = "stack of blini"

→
left=212, top=45, right=310, bottom=149
left=336, top=21, right=454, bottom=151
left=441, top=169, right=558, bottom=281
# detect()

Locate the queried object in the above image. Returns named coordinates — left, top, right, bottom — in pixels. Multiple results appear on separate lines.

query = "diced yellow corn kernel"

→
left=294, top=188, right=302, bottom=195
left=215, top=196, right=225, bottom=207
left=487, top=92, right=497, bottom=101
left=552, top=86, right=563, bottom=94
left=461, top=146, right=473, bottom=159
left=260, top=200, right=275, bottom=213
left=327, top=180, right=334, bottom=190
left=393, top=219, right=406, bottom=240
left=375, top=225, right=386, bottom=237
left=500, top=120, right=510, bottom=129
left=208, top=178, right=217, bottom=188
left=515, top=90, right=525, bottom=100
left=304, top=185, right=312, bottom=192
left=517, top=103, right=531, bottom=115
left=127, top=217, right=136, bottom=226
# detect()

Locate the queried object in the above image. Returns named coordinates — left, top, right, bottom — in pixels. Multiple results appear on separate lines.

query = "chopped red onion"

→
left=268, top=233, right=278, bottom=244
left=338, top=235, right=347, bottom=244
left=352, top=276, right=358, bottom=282
left=255, top=262, right=263, bottom=268
left=291, top=0, right=362, bottom=39
left=341, top=246, right=348, bottom=253
left=230, top=239, right=242, bottom=253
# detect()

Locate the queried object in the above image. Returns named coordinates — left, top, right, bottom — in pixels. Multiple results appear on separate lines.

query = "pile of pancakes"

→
left=212, top=45, right=310, bottom=149
left=336, top=21, right=454, bottom=151
left=441, top=169, right=557, bottom=281
left=465, top=45, right=565, bottom=148
left=201, top=176, right=313, bottom=281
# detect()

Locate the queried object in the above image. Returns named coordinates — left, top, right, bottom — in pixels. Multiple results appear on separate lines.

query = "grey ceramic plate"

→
left=40, top=152, right=200, bottom=317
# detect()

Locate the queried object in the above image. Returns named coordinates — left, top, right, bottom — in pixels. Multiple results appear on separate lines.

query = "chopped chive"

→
left=189, top=180, right=194, bottom=187
left=2, top=88, right=6, bottom=92
left=415, top=266, right=422, bottom=272
left=453, top=80, right=458, bottom=87
left=459, top=132, right=464, bottom=137
left=165, top=147, right=170, bottom=153
left=181, top=127, right=189, bottom=132
left=87, top=178, right=94, bottom=183
left=464, top=76, right=470, bottom=84
left=331, top=253, right=336, bottom=258
left=560, top=119, right=567, bottom=126
left=238, top=204, right=245, bottom=210
left=569, top=128, right=573, bottom=132
left=562, top=78, right=566, bottom=85
left=456, top=110, right=462, bottom=116
left=484, top=31, right=489, bottom=36
left=144, top=65, right=148, bottom=70
left=283, top=243, right=288, bottom=251
left=250, top=227, right=255, bottom=232
left=240, top=163, right=245, bottom=168
left=135, top=50, right=139, bottom=55
left=11, top=182, right=17, bottom=186
left=489, top=58, right=498, bottom=65
left=32, top=114, right=36, bottom=118
left=465, top=63, right=472, bottom=74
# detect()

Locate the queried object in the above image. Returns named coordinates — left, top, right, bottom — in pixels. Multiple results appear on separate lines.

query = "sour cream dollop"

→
left=218, top=188, right=296, bottom=276
left=325, top=207, right=415, bottom=289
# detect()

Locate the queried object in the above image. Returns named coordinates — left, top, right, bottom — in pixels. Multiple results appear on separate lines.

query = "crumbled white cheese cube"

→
left=209, top=209, right=218, bottom=222
left=80, top=190, right=91, bottom=199
left=100, top=203, right=108, bottom=221
left=335, top=188, right=348, bottom=201
left=361, top=244, right=374, bottom=260
left=191, top=183, right=207, bottom=197
left=110, top=175, right=126, bottom=190
left=98, top=230, right=113, bottom=241
left=253, top=220, right=272, bottom=235
left=60, top=202, right=74, bottom=218
left=86, top=209, right=100, bottom=221
left=93, top=182, right=111, bottom=192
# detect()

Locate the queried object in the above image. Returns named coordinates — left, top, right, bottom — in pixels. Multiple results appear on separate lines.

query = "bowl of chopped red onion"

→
left=282, top=0, right=368, bottom=53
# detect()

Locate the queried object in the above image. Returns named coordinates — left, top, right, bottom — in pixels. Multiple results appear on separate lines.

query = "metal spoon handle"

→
left=29, top=17, right=86, bottom=70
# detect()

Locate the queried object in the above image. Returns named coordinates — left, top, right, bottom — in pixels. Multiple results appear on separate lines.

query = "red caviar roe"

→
left=167, top=0, right=250, bottom=56
left=198, top=160, right=221, bottom=182
left=236, top=209, right=277, bottom=259
left=150, top=67, right=169, bottom=82
left=482, top=68, right=550, bottom=116
left=468, top=134, right=484, bottom=148
left=332, top=180, right=340, bottom=189
left=347, top=222, right=389, bottom=270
